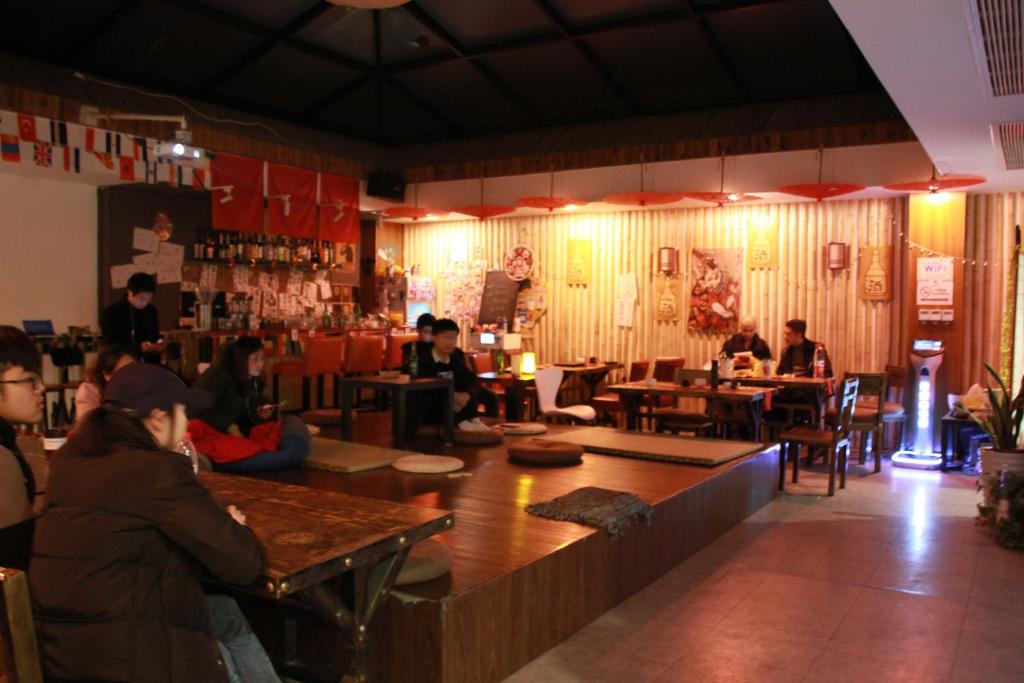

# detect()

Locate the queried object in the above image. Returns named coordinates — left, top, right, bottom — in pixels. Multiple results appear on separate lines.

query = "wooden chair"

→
left=881, top=364, right=909, bottom=452
left=592, top=360, right=649, bottom=427
left=826, top=372, right=887, bottom=473
left=641, top=357, right=686, bottom=429
left=0, top=567, right=43, bottom=683
left=384, top=333, right=418, bottom=370
left=654, top=369, right=715, bottom=437
left=534, top=367, right=596, bottom=424
left=293, top=336, right=346, bottom=424
left=779, top=377, right=859, bottom=496
left=467, top=352, right=509, bottom=416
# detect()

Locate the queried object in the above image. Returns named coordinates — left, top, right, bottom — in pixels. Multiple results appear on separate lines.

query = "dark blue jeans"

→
left=213, top=416, right=311, bottom=473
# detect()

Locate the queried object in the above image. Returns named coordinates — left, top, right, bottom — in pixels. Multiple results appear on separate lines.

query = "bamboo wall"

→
left=404, top=199, right=911, bottom=378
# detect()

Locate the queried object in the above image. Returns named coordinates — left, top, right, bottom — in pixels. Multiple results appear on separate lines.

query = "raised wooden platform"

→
left=251, top=420, right=779, bottom=682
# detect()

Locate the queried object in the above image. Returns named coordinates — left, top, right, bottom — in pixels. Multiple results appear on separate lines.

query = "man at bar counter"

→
left=776, top=318, right=832, bottom=378
left=100, top=271, right=166, bottom=363
left=720, top=315, right=772, bottom=364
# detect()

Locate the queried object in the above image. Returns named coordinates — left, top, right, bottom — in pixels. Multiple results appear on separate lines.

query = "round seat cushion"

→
left=300, top=409, right=343, bottom=427
left=395, top=539, right=452, bottom=586
left=392, top=455, right=465, bottom=473
left=454, top=429, right=504, bottom=446
left=508, top=440, right=584, bottom=466
left=499, top=422, right=548, bottom=435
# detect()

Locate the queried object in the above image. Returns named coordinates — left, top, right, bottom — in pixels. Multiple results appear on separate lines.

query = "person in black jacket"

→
left=29, top=363, right=276, bottom=683
left=720, top=316, right=772, bottom=365
left=191, top=336, right=310, bottom=472
left=776, top=319, right=833, bottom=378
left=402, top=318, right=493, bottom=434
left=100, top=271, right=165, bottom=363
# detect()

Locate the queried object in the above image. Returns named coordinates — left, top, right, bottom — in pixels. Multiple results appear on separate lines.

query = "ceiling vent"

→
left=967, top=0, right=1024, bottom=96
left=992, top=121, right=1024, bottom=169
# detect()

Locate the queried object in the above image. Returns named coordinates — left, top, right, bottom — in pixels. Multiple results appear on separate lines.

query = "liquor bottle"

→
left=174, top=432, right=199, bottom=474
left=204, top=234, right=215, bottom=260
left=409, top=341, right=419, bottom=378
left=320, top=240, right=331, bottom=266
left=710, top=359, right=719, bottom=389
left=813, top=343, right=827, bottom=378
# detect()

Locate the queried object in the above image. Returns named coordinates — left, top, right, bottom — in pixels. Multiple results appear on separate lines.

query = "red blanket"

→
left=187, top=419, right=283, bottom=464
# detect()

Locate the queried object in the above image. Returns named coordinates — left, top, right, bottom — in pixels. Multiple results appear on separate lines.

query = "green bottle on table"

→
left=409, top=342, right=419, bottom=378
left=496, top=347, right=505, bottom=373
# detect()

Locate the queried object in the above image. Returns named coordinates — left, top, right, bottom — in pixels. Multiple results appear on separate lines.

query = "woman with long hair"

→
left=190, top=336, right=310, bottom=472
left=73, top=343, right=137, bottom=427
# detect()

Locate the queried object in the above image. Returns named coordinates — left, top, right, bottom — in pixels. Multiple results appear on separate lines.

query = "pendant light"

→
left=516, top=166, right=586, bottom=211
left=451, top=177, right=516, bottom=220
left=883, top=166, right=985, bottom=193
left=382, top=178, right=447, bottom=221
left=777, top=146, right=864, bottom=201
left=603, top=152, right=684, bottom=206
left=685, top=153, right=759, bottom=207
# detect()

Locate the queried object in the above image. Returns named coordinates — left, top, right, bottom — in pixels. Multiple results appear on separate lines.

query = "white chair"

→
left=534, top=367, right=597, bottom=424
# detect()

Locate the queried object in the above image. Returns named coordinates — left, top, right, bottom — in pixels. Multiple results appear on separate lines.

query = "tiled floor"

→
left=503, top=458, right=1024, bottom=682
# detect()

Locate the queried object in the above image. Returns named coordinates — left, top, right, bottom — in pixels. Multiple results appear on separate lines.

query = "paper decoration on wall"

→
left=567, top=239, right=591, bottom=286
left=109, top=264, right=137, bottom=289
left=232, top=266, right=252, bottom=293
left=614, top=273, right=637, bottom=328
left=858, top=246, right=892, bottom=301
left=517, top=284, right=547, bottom=332
left=746, top=219, right=777, bottom=269
left=152, top=212, right=174, bottom=242
left=688, top=248, right=742, bottom=333
left=336, top=243, right=357, bottom=273
left=408, top=275, right=435, bottom=301
left=504, top=244, right=534, bottom=281
left=916, top=256, right=954, bottom=305
left=132, top=252, right=158, bottom=273
left=656, top=274, right=683, bottom=322
left=132, top=227, right=159, bottom=253
left=442, top=259, right=489, bottom=321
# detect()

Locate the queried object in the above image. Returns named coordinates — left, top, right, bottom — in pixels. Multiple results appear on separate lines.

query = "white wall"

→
left=0, top=172, right=98, bottom=332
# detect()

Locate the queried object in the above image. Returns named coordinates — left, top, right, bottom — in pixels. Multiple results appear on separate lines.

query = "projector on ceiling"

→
left=154, top=128, right=206, bottom=167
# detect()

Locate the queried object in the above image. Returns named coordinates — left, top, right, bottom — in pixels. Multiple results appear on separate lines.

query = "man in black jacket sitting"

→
left=402, top=318, right=493, bottom=435
left=776, top=319, right=832, bottom=378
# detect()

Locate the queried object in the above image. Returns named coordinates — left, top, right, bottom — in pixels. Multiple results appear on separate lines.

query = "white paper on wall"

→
left=110, top=264, right=138, bottom=289
left=132, top=227, right=158, bottom=253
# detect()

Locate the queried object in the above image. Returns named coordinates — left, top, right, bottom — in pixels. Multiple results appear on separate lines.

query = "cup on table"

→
left=589, top=356, right=598, bottom=364
left=43, top=429, right=68, bottom=458
left=761, top=359, right=773, bottom=377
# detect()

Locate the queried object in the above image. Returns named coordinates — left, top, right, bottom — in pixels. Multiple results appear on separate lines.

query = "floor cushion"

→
left=508, top=439, right=584, bottom=465
left=395, top=539, right=452, bottom=586
left=454, top=429, right=504, bottom=445
left=392, top=454, right=465, bottom=473
left=498, top=422, right=548, bottom=435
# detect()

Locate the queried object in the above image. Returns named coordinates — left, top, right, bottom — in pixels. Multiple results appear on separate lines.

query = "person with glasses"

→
left=0, top=325, right=45, bottom=569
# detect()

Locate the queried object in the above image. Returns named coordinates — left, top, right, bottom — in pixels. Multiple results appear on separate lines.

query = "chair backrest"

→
left=384, top=334, right=418, bottom=370
left=467, top=352, right=494, bottom=374
left=885, top=364, right=908, bottom=403
left=534, top=366, right=564, bottom=414
left=628, top=361, right=650, bottom=382
left=846, top=371, right=887, bottom=425
left=345, top=334, right=384, bottom=374
left=0, top=567, right=43, bottom=683
left=836, top=377, right=860, bottom=433
left=652, top=357, right=685, bottom=382
left=303, top=337, right=345, bottom=377
left=676, top=368, right=711, bottom=385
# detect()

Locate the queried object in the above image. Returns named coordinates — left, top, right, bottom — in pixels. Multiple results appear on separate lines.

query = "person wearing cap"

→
left=29, top=363, right=277, bottom=683
left=0, top=325, right=44, bottom=570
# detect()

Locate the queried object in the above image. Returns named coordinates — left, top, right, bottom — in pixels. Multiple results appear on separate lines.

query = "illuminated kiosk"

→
left=892, top=339, right=945, bottom=470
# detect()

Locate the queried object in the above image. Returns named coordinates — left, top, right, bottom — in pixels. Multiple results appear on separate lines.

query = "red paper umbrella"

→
left=383, top=206, right=447, bottom=220
left=516, top=196, right=587, bottom=211
left=776, top=183, right=865, bottom=201
left=603, top=191, right=684, bottom=206
left=450, top=178, right=515, bottom=220
left=883, top=173, right=986, bottom=193
left=683, top=153, right=759, bottom=207
left=450, top=204, right=516, bottom=219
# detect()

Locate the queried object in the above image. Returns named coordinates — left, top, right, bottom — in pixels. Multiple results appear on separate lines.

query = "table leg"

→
left=506, top=383, right=524, bottom=422
left=341, top=381, right=354, bottom=441
left=941, top=421, right=950, bottom=471
left=442, top=384, right=455, bottom=445
left=622, top=394, right=642, bottom=431
left=750, top=400, right=763, bottom=443
left=392, top=388, right=406, bottom=450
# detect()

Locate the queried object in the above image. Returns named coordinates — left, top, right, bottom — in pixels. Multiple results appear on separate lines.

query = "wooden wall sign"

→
left=655, top=274, right=683, bottom=322
left=567, top=239, right=591, bottom=286
left=746, top=219, right=777, bottom=270
left=858, top=246, right=893, bottom=301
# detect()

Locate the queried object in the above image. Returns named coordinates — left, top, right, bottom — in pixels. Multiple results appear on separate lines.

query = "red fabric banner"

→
left=211, top=152, right=264, bottom=234
left=267, top=162, right=317, bottom=238
left=319, top=173, right=360, bottom=243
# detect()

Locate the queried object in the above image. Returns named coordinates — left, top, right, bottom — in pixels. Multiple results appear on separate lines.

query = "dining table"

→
left=199, top=472, right=454, bottom=682
left=737, top=375, right=834, bottom=428
left=607, top=381, right=774, bottom=438
left=340, top=374, right=455, bottom=448
left=555, top=361, right=622, bottom=403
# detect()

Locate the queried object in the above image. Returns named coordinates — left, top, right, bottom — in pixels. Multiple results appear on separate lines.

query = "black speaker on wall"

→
left=367, top=169, right=406, bottom=201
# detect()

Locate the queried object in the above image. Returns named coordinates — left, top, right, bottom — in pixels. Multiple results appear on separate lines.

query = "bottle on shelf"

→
left=813, top=343, right=827, bottom=378
left=192, top=230, right=205, bottom=260
left=204, top=233, right=215, bottom=260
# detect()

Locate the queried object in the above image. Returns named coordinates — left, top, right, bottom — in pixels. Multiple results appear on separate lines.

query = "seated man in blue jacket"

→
left=402, top=318, right=496, bottom=435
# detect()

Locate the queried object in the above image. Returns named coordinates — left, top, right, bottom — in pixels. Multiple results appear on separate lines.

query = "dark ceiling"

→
left=0, top=0, right=888, bottom=146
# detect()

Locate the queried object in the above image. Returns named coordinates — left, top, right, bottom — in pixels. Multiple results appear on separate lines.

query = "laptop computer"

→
left=22, top=320, right=55, bottom=337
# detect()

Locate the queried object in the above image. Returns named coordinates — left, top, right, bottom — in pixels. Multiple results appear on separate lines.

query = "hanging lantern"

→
left=603, top=152, right=684, bottom=206
left=827, top=242, right=848, bottom=270
left=684, top=153, right=760, bottom=207
left=777, top=146, right=865, bottom=201
left=884, top=168, right=985, bottom=193
left=451, top=178, right=515, bottom=220
left=658, top=247, right=678, bottom=275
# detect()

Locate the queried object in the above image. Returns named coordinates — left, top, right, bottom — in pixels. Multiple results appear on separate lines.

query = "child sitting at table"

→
left=190, top=336, right=311, bottom=472
left=403, top=318, right=494, bottom=434
left=0, top=325, right=44, bottom=570
left=73, top=343, right=137, bottom=427
left=29, top=363, right=276, bottom=682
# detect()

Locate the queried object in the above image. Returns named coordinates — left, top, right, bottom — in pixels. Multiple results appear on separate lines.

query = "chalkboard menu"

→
left=478, top=270, right=520, bottom=324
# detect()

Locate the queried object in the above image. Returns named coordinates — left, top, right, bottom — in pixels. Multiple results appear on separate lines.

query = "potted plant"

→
left=965, top=363, right=1024, bottom=549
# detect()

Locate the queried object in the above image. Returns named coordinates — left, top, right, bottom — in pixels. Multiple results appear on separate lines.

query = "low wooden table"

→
left=556, top=362, right=621, bottom=402
left=199, top=472, right=454, bottom=682
left=477, top=371, right=536, bottom=421
left=739, top=376, right=833, bottom=427
left=340, top=375, right=454, bottom=448
left=607, top=381, right=773, bottom=438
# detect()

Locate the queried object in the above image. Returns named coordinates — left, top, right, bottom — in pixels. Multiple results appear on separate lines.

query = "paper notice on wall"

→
left=110, top=263, right=138, bottom=289
left=267, top=274, right=280, bottom=294
left=257, top=272, right=271, bottom=292
left=156, top=260, right=181, bottom=284
left=916, top=256, right=954, bottom=305
left=232, top=266, right=251, bottom=292
left=157, top=241, right=185, bottom=266
left=287, top=270, right=304, bottom=295
left=132, top=253, right=158, bottom=273
left=200, top=264, right=218, bottom=291
left=302, top=281, right=319, bottom=306
left=614, top=273, right=637, bottom=327
left=614, top=297, right=634, bottom=327
left=132, top=227, right=158, bottom=253
left=318, top=279, right=332, bottom=299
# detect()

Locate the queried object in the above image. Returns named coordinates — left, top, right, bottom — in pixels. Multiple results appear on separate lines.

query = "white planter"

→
left=979, top=447, right=1024, bottom=520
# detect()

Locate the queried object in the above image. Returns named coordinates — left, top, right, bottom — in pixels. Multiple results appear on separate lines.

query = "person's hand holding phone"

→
left=257, top=402, right=283, bottom=420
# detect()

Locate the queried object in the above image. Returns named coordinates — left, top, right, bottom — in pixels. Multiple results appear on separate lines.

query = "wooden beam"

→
left=679, top=0, right=750, bottom=101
